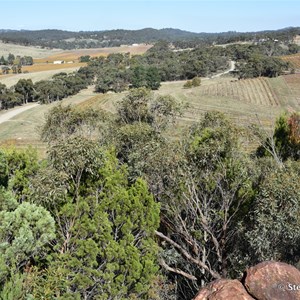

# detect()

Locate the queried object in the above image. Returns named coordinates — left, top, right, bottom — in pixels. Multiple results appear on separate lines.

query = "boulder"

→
left=194, top=279, right=255, bottom=300
left=244, top=261, right=300, bottom=300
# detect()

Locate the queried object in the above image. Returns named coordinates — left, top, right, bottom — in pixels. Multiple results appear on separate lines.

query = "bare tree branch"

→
left=159, top=258, right=197, bottom=281
left=155, top=230, right=221, bottom=280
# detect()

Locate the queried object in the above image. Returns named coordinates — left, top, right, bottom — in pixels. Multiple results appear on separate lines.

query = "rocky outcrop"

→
left=194, top=261, right=300, bottom=300
left=194, top=279, right=255, bottom=300
left=244, top=261, right=300, bottom=300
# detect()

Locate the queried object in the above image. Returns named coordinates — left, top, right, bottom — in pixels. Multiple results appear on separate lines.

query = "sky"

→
left=0, top=0, right=299, bottom=33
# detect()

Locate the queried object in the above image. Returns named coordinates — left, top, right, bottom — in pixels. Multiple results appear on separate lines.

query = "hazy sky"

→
left=1, top=0, right=299, bottom=33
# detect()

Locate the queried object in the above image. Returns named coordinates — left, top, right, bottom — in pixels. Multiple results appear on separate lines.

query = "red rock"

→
left=194, top=279, right=255, bottom=300
left=244, top=261, right=300, bottom=300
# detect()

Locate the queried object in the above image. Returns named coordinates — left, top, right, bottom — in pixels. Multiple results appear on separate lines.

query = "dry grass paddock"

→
left=1, top=73, right=299, bottom=157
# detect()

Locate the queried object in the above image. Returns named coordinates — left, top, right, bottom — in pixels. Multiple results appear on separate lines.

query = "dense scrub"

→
left=0, top=88, right=299, bottom=299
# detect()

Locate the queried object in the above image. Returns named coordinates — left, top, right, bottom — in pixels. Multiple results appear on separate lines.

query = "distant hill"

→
left=0, top=27, right=299, bottom=50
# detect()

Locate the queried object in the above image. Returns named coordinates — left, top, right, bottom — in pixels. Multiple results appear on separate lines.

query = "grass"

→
left=80, top=76, right=295, bottom=129
left=195, top=77, right=281, bottom=106
left=0, top=41, right=63, bottom=58
left=1, top=74, right=299, bottom=157
left=157, top=78, right=284, bottom=131
left=0, top=67, right=81, bottom=88
left=0, top=42, right=152, bottom=155
left=0, top=85, right=98, bottom=157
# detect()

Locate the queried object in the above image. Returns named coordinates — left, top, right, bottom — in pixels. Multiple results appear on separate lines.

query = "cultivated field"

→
left=33, top=44, right=152, bottom=63
left=78, top=75, right=300, bottom=132
left=281, top=53, right=300, bottom=70
left=21, top=62, right=86, bottom=73
left=0, top=41, right=151, bottom=62
left=198, top=77, right=280, bottom=106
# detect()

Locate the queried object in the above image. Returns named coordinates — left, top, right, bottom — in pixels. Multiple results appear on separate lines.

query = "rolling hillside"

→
left=0, top=27, right=299, bottom=49
left=0, top=60, right=299, bottom=156
left=78, top=74, right=300, bottom=131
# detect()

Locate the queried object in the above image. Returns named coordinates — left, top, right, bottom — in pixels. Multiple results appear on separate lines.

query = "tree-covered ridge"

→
left=0, top=27, right=299, bottom=49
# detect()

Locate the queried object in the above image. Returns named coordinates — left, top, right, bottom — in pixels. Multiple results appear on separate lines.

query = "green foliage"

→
left=79, top=55, right=91, bottom=62
left=288, top=43, right=300, bottom=54
left=0, top=87, right=23, bottom=109
left=0, top=151, right=8, bottom=188
left=273, top=113, right=291, bottom=159
left=241, top=161, right=300, bottom=265
left=191, top=76, right=201, bottom=87
left=111, top=88, right=184, bottom=185
left=186, top=111, right=239, bottom=166
left=0, top=53, right=32, bottom=67
left=116, top=88, right=183, bottom=130
left=183, top=80, right=193, bottom=89
left=2, top=148, right=39, bottom=200
left=145, top=66, right=161, bottom=90
left=41, top=104, right=107, bottom=144
left=131, top=66, right=161, bottom=90
left=131, top=65, right=147, bottom=88
left=34, top=71, right=92, bottom=104
left=117, top=88, right=153, bottom=124
left=0, top=188, right=18, bottom=212
left=34, top=80, right=65, bottom=104
left=0, top=195, right=55, bottom=284
left=0, top=271, right=33, bottom=300
left=236, top=55, right=289, bottom=79
left=13, top=79, right=35, bottom=104
left=256, top=112, right=300, bottom=161
left=0, top=27, right=298, bottom=49
left=7, top=53, right=15, bottom=65
left=183, top=76, right=201, bottom=89
left=95, top=67, right=129, bottom=93
left=156, top=112, right=255, bottom=297
left=27, top=138, right=160, bottom=299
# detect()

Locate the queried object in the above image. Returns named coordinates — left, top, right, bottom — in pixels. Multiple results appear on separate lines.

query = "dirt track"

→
left=0, top=103, right=39, bottom=125
left=211, top=61, right=236, bottom=78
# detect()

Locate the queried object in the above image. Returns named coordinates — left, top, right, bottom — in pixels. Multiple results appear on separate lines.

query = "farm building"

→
left=53, top=60, right=65, bottom=64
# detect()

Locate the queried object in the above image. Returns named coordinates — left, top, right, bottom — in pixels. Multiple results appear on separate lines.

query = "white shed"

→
left=53, top=60, right=65, bottom=64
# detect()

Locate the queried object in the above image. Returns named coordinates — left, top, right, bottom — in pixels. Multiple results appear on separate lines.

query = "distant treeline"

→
left=0, top=68, right=93, bottom=109
left=0, top=53, right=33, bottom=74
left=0, top=27, right=299, bottom=49
left=0, top=53, right=33, bottom=66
